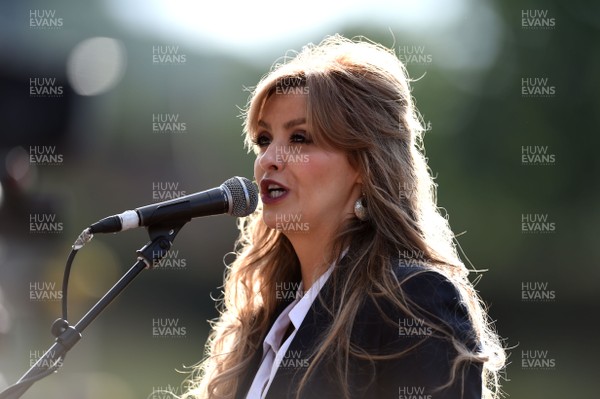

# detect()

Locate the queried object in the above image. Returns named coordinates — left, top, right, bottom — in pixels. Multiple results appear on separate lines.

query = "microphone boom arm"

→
left=0, top=220, right=189, bottom=399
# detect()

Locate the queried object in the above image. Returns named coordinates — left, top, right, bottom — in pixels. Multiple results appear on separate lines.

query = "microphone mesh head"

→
left=221, top=177, right=258, bottom=217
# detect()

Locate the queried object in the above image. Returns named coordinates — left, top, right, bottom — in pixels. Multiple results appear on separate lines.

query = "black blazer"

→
left=236, top=266, right=483, bottom=399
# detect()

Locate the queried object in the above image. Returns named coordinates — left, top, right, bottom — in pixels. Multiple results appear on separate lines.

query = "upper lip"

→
left=260, top=178, right=289, bottom=195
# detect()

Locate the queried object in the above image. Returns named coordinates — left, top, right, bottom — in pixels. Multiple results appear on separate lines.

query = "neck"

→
left=285, top=229, right=333, bottom=292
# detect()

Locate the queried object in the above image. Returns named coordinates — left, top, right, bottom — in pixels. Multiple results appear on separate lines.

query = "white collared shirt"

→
left=245, top=266, right=334, bottom=399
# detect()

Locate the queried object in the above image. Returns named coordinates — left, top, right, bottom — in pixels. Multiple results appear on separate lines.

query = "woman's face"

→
left=253, top=92, right=362, bottom=237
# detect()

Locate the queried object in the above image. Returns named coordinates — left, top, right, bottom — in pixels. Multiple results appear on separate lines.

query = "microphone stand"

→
left=0, top=221, right=188, bottom=399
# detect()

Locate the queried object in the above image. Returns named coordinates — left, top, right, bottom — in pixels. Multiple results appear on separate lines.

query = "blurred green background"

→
left=0, top=0, right=599, bottom=398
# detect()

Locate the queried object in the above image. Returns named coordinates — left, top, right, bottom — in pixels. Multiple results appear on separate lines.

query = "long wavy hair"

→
left=182, top=34, right=505, bottom=399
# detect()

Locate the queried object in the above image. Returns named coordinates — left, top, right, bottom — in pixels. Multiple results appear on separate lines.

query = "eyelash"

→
left=252, top=132, right=312, bottom=148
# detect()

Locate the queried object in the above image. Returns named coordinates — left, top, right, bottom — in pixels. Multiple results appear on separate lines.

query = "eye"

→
left=290, top=131, right=312, bottom=144
left=252, top=133, right=271, bottom=148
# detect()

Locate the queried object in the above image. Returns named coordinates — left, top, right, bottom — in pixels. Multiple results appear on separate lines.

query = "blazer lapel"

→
left=235, top=299, right=295, bottom=399
left=264, top=281, right=335, bottom=398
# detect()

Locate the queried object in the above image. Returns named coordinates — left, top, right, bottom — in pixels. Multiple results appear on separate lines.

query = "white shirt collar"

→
left=262, top=264, right=334, bottom=354
left=246, top=257, right=342, bottom=399
left=288, top=265, right=334, bottom=330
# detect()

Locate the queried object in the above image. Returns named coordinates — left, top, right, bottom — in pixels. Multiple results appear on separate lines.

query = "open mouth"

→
left=267, top=183, right=287, bottom=199
left=260, top=179, right=289, bottom=202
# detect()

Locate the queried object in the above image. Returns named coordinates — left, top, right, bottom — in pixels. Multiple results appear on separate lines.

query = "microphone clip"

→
left=136, top=220, right=188, bottom=269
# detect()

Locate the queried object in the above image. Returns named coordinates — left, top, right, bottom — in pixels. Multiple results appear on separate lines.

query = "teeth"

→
left=264, top=182, right=286, bottom=199
left=270, top=190, right=284, bottom=198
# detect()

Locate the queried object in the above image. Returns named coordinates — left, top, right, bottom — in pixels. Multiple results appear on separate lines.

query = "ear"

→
left=355, top=174, right=363, bottom=185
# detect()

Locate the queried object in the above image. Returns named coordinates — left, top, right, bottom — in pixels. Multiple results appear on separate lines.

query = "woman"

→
left=183, top=35, right=505, bottom=399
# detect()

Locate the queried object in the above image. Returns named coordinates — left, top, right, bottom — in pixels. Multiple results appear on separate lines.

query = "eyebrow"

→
left=257, top=117, right=306, bottom=130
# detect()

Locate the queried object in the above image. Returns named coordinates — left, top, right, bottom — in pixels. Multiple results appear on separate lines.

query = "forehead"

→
left=257, top=93, right=307, bottom=123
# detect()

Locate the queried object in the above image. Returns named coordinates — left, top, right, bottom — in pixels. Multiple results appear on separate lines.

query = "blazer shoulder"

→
left=379, top=264, right=478, bottom=348
left=393, top=265, right=463, bottom=310
left=348, top=265, right=483, bottom=398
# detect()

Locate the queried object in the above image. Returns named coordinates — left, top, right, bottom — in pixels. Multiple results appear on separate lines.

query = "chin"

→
left=261, top=209, right=278, bottom=230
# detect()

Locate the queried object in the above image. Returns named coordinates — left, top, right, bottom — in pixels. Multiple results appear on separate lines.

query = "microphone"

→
left=88, top=176, right=258, bottom=234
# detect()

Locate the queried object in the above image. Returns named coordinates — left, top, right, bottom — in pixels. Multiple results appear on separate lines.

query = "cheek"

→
left=297, top=157, right=339, bottom=199
left=305, top=153, right=348, bottom=182
left=309, top=155, right=358, bottom=198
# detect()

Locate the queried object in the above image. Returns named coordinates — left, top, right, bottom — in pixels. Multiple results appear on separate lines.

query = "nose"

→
left=257, top=142, right=285, bottom=171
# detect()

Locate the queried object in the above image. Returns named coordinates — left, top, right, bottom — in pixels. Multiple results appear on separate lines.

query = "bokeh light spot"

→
left=67, top=37, right=127, bottom=96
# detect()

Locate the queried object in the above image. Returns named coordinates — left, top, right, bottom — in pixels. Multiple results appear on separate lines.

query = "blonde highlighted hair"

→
left=182, top=34, right=505, bottom=399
